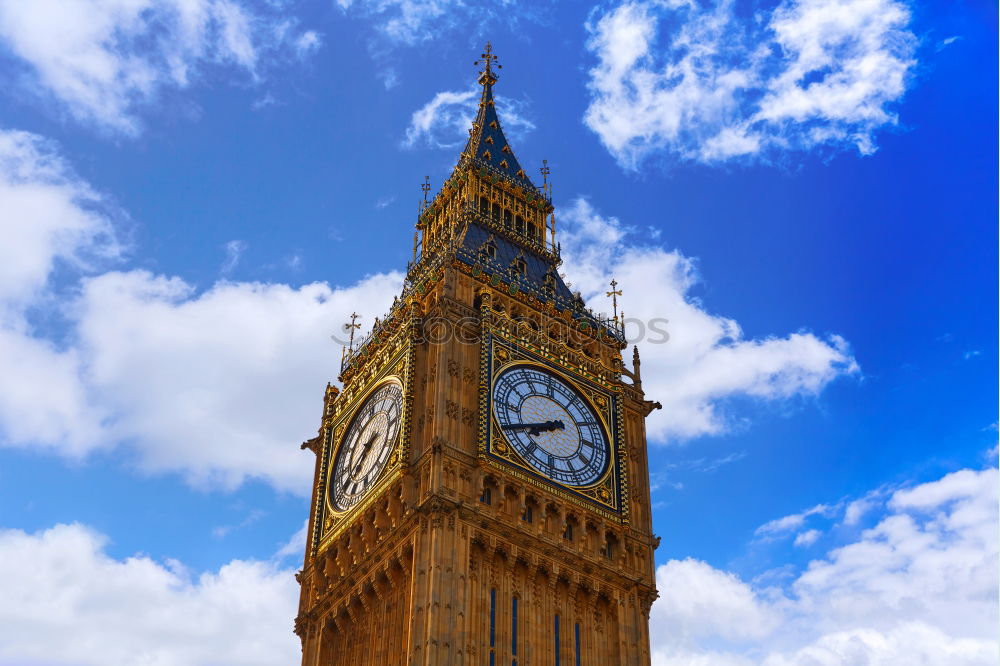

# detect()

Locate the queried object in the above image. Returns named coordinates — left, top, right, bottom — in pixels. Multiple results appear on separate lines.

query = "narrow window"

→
left=489, top=588, right=496, bottom=666
left=563, top=522, right=573, bottom=541
left=511, top=597, right=518, bottom=656
left=480, top=487, right=492, bottom=505
left=554, top=614, right=561, bottom=666
left=575, top=622, right=581, bottom=666
left=489, top=588, right=496, bottom=646
left=521, top=506, right=532, bottom=523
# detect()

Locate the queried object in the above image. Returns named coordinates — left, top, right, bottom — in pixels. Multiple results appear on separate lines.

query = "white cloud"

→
left=793, top=528, right=821, bottom=547
left=0, top=127, right=403, bottom=494
left=0, top=129, right=121, bottom=309
left=0, top=0, right=319, bottom=134
left=403, top=86, right=536, bottom=150
left=584, top=0, right=918, bottom=168
left=650, top=466, right=999, bottom=665
left=0, top=522, right=299, bottom=666
left=560, top=198, right=858, bottom=441
left=75, top=269, right=402, bottom=492
left=0, top=129, right=118, bottom=455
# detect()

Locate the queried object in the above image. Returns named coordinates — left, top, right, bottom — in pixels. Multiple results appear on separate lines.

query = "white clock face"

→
left=329, top=383, right=403, bottom=512
left=492, top=365, right=609, bottom=486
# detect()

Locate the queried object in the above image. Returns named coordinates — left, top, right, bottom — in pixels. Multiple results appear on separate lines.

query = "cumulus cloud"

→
left=0, top=523, right=299, bottom=666
left=0, top=0, right=320, bottom=134
left=76, top=269, right=402, bottom=492
left=560, top=198, right=858, bottom=441
left=0, top=127, right=402, bottom=494
left=403, top=86, right=535, bottom=149
left=584, top=0, right=918, bottom=168
left=650, top=466, right=999, bottom=665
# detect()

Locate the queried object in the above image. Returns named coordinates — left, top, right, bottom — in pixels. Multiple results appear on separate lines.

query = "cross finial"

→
left=420, top=175, right=431, bottom=208
left=474, top=42, right=501, bottom=85
left=606, top=278, right=623, bottom=327
left=342, top=312, right=362, bottom=351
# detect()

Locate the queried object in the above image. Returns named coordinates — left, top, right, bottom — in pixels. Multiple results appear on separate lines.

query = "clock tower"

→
left=295, top=45, right=660, bottom=665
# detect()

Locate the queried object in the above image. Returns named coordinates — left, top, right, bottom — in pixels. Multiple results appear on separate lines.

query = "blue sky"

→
left=0, top=0, right=995, bottom=664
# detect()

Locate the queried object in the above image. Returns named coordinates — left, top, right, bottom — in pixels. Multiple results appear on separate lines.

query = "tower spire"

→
left=462, top=42, right=535, bottom=191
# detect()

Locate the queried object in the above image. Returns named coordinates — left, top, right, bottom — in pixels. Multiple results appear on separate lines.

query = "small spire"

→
left=474, top=41, right=501, bottom=86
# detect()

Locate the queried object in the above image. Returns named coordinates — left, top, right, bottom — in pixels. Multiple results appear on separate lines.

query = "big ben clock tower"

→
left=295, top=45, right=660, bottom=665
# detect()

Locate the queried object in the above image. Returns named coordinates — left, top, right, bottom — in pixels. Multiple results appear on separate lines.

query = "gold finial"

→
left=540, top=159, right=551, bottom=193
left=474, top=42, right=501, bottom=85
left=606, top=278, right=623, bottom=327
left=420, top=175, right=431, bottom=209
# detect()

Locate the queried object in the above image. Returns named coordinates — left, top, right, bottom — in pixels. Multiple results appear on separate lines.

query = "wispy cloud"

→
left=936, top=35, right=962, bottom=51
left=336, top=0, right=544, bottom=47
left=211, top=508, right=265, bottom=539
left=755, top=503, right=834, bottom=538
left=583, top=0, right=918, bottom=168
left=220, top=240, right=247, bottom=275
left=403, top=87, right=535, bottom=150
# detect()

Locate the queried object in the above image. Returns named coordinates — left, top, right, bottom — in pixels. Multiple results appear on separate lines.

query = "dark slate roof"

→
left=454, top=222, right=621, bottom=342
left=463, top=81, right=538, bottom=192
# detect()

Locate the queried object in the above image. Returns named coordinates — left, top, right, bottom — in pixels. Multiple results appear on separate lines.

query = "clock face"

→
left=329, top=382, right=403, bottom=512
left=492, top=365, right=610, bottom=486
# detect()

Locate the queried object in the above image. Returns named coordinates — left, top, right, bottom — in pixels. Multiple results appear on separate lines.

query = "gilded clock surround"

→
left=480, top=323, right=629, bottom=521
left=312, top=325, right=416, bottom=555
left=295, top=45, right=658, bottom=666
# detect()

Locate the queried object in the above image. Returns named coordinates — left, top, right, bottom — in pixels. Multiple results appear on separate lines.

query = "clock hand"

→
left=350, top=432, right=381, bottom=479
left=502, top=420, right=565, bottom=436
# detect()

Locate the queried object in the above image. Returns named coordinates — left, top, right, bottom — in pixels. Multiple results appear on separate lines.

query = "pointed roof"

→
left=462, top=45, right=540, bottom=192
